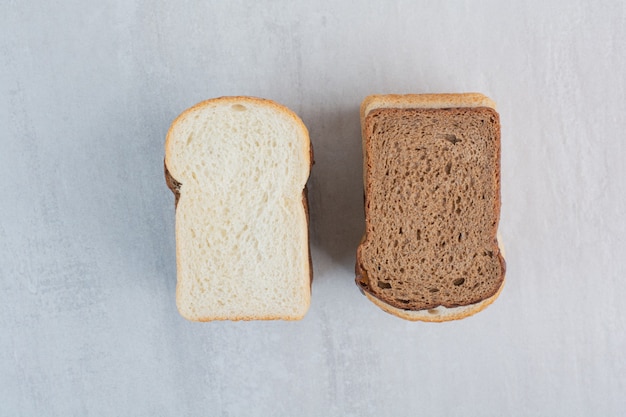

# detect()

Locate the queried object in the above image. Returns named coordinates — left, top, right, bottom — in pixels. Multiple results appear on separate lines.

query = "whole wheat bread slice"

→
left=165, top=97, right=312, bottom=321
left=356, top=93, right=506, bottom=322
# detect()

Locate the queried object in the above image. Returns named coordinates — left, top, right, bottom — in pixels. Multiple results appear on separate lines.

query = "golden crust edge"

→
left=360, top=93, right=497, bottom=125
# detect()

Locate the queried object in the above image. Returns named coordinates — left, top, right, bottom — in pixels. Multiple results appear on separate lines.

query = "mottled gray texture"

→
left=1, top=1, right=625, bottom=416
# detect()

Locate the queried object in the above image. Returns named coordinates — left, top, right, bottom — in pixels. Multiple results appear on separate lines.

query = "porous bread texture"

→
left=358, top=236, right=506, bottom=322
left=356, top=93, right=505, bottom=322
left=165, top=97, right=311, bottom=321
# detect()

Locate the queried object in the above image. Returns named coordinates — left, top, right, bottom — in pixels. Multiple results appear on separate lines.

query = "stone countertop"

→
left=1, top=1, right=625, bottom=416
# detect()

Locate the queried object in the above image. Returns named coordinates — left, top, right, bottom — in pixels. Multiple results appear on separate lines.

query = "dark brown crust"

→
left=356, top=106, right=505, bottom=312
left=303, top=185, right=313, bottom=288
left=304, top=141, right=315, bottom=287
left=164, top=161, right=182, bottom=208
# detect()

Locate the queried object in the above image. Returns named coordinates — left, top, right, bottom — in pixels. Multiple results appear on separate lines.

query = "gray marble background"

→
left=2, top=1, right=625, bottom=416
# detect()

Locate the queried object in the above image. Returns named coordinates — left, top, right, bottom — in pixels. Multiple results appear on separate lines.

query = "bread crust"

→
left=356, top=93, right=505, bottom=321
left=164, top=162, right=181, bottom=208
left=359, top=276, right=505, bottom=322
left=360, top=93, right=497, bottom=124
left=164, top=96, right=313, bottom=321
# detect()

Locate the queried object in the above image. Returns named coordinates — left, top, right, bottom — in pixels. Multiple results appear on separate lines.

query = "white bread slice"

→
left=356, top=93, right=505, bottom=322
left=165, top=97, right=312, bottom=321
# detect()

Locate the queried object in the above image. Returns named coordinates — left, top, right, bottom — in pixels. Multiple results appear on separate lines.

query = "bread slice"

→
left=165, top=97, right=312, bottom=321
left=356, top=93, right=506, bottom=322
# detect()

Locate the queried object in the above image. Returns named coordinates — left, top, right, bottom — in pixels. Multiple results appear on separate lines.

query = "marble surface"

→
left=2, top=1, right=625, bottom=416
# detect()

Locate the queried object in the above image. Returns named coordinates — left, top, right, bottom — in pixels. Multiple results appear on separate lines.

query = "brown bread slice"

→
left=356, top=93, right=506, bottom=322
